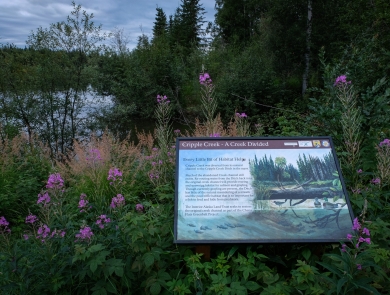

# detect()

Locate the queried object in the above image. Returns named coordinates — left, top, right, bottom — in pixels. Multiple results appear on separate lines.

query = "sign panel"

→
left=174, top=137, right=354, bottom=243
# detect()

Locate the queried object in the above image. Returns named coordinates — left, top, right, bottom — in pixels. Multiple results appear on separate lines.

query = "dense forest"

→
left=1, top=0, right=390, bottom=155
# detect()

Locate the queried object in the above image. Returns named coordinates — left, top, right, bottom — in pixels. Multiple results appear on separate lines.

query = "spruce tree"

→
left=168, top=0, right=206, bottom=51
left=152, top=7, right=168, bottom=40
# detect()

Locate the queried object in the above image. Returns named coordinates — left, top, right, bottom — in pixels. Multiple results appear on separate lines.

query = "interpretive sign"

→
left=174, top=137, right=354, bottom=243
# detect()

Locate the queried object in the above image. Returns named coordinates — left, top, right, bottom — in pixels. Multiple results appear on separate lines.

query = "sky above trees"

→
left=0, top=0, right=215, bottom=50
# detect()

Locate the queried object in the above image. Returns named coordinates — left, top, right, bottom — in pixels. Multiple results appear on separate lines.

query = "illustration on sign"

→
left=174, top=137, right=354, bottom=243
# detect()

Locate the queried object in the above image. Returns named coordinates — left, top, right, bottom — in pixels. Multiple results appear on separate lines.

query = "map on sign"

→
left=174, top=137, right=354, bottom=243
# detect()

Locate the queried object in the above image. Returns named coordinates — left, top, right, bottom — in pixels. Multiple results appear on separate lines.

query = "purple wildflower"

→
left=157, top=94, right=170, bottom=104
left=110, top=194, right=125, bottom=208
left=0, top=216, right=11, bottom=234
left=362, top=228, right=370, bottom=236
left=209, top=133, right=220, bottom=137
left=199, top=73, right=212, bottom=85
left=357, top=264, right=362, bottom=270
left=379, top=139, right=390, bottom=147
left=334, top=75, right=351, bottom=86
left=347, top=233, right=353, bottom=240
left=25, top=214, right=38, bottom=224
left=371, top=178, right=381, bottom=185
left=49, top=229, right=66, bottom=238
left=37, top=192, right=51, bottom=206
left=357, top=169, right=363, bottom=174
left=75, top=226, right=94, bottom=242
left=352, top=218, right=361, bottom=231
left=236, top=112, right=248, bottom=118
left=0, top=216, right=9, bottom=227
left=107, top=168, right=123, bottom=185
left=96, top=215, right=111, bottom=229
left=78, top=194, right=89, bottom=212
left=341, top=244, right=347, bottom=252
left=149, top=172, right=159, bottom=180
left=135, top=203, right=144, bottom=212
left=46, top=173, right=64, bottom=189
left=23, top=234, right=29, bottom=240
left=37, top=224, right=51, bottom=241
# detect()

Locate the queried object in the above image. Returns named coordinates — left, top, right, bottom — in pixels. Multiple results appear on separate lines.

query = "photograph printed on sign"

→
left=175, top=138, right=353, bottom=243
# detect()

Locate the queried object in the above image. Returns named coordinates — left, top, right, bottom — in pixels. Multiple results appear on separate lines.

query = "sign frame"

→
left=174, top=136, right=354, bottom=244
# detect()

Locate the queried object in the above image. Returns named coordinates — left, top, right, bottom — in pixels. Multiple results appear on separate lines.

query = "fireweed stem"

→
left=335, top=75, right=362, bottom=186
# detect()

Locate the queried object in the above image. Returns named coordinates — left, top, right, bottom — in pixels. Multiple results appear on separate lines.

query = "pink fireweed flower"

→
left=107, top=168, right=123, bottom=185
left=75, top=226, right=93, bottom=242
left=110, top=194, right=125, bottom=208
left=37, top=192, right=51, bottom=206
left=135, top=203, right=144, bottom=212
left=0, top=216, right=11, bottom=234
left=357, top=169, right=363, bottom=174
left=199, top=73, right=212, bottom=85
left=157, top=94, right=170, bottom=104
left=0, top=216, right=9, bottom=227
left=379, top=139, right=390, bottom=147
left=25, top=214, right=38, bottom=224
left=37, top=224, right=51, bottom=241
left=149, top=172, right=159, bottom=180
left=46, top=173, right=64, bottom=189
left=236, top=112, right=248, bottom=118
left=334, top=75, right=351, bottom=86
left=341, top=244, right=347, bottom=252
left=78, top=194, right=89, bottom=212
left=352, top=217, right=361, bottom=231
left=365, top=238, right=371, bottom=244
left=96, top=215, right=111, bottom=229
left=23, top=234, right=29, bottom=240
left=362, top=228, right=370, bottom=236
left=347, top=233, right=353, bottom=240
left=371, top=178, right=381, bottom=185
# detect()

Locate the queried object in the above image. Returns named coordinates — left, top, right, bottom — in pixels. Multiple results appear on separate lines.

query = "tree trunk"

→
left=302, top=0, right=312, bottom=95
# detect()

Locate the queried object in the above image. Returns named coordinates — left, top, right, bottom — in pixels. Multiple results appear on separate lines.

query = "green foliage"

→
left=0, top=133, right=51, bottom=233
left=2, top=1, right=390, bottom=294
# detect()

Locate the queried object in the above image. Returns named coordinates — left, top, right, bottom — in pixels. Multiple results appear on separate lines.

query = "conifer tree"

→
left=152, top=7, right=168, bottom=40
left=168, top=0, right=206, bottom=50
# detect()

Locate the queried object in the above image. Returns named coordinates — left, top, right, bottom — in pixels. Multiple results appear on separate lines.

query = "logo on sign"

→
left=298, top=141, right=313, bottom=147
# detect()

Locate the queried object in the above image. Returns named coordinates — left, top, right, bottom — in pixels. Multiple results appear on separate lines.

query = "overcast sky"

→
left=0, top=0, right=216, bottom=50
